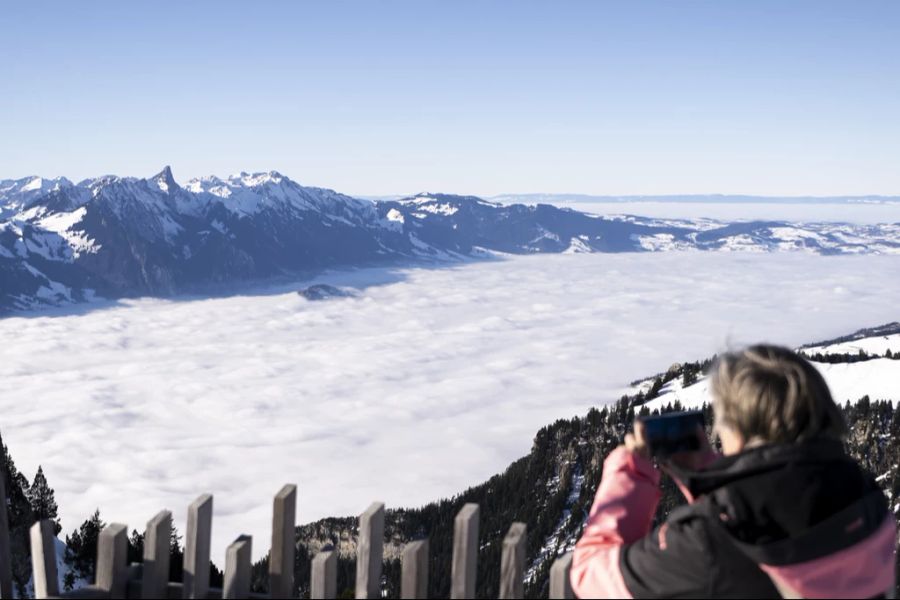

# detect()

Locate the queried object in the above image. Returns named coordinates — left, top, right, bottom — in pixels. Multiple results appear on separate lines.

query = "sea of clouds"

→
left=2, top=251, right=899, bottom=560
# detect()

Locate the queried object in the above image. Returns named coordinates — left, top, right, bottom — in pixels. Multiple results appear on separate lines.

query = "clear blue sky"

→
left=2, top=1, right=898, bottom=196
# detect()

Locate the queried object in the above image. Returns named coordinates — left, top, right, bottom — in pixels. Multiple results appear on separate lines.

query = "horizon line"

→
left=4, top=169, right=900, bottom=202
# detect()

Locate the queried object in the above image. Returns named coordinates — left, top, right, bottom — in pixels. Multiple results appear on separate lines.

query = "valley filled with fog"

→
left=2, top=250, right=899, bottom=558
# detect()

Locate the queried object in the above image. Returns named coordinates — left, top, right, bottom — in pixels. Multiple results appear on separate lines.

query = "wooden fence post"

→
left=270, top=484, right=297, bottom=599
left=96, top=523, right=128, bottom=598
left=400, top=540, right=428, bottom=600
left=549, top=552, right=574, bottom=599
left=183, top=494, right=213, bottom=599
left=0, top=469, right=12, bottom=599
left=143, top=510, right=172, bottom=599
left=499, top=523, right=526, bottom=600
left=450, top=503, right=479, bottom=599
left=223, top=535, right=252, bottom=600
left=355, top=502, right=384, bottom=599
left=29, top=520, right=58, bottom=599
left=310, top=548, right=337, bottom=600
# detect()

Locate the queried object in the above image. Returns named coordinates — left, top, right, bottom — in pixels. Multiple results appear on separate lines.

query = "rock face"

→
left=297, top=284, right=356, bottom=301
left=1, top=170, right=899, bottom=314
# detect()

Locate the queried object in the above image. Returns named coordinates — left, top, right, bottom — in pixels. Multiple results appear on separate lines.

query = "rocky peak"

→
left=149, top=166, right=178, bottom=194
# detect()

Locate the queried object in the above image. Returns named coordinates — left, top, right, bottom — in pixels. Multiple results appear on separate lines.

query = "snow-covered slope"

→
left=638, top=326, right=900, bottom=411
left=2, top=169, right=899, bottom=315
left=801, top=323, right=900, bottom=356
left=0, top=176, right=75, bottom=219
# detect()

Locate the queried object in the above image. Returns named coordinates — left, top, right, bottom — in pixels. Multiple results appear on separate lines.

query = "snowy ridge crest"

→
left=2, top=167, right=900, bottom=314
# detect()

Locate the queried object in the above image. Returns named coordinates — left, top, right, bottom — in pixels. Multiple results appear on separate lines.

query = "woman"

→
left=571, top=344, right=896, bottom=598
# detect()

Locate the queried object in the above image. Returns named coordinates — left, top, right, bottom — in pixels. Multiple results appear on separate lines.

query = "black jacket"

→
left=573, top=439, right=896, bottom=598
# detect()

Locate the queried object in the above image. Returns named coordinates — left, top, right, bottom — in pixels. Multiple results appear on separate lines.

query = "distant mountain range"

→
left=488, top=193, right=900, bottom=205
left=2, top=168, right=899, bottom=314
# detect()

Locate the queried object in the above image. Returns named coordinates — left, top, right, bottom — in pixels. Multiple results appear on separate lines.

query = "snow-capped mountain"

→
left=0, top=176, right=77, bottom=219
left=0, top=168, right=408, bottom=313
left=1, top=169, right=899, bottom=314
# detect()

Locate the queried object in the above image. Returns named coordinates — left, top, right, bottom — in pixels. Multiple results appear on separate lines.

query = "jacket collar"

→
left=672, top=437, right=848, bottom=499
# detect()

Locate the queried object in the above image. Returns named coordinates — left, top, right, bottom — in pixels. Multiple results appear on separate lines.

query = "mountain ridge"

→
left=2, top=168, right=899, bottom=315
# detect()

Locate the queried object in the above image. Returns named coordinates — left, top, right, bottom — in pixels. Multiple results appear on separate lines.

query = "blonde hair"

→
left=710, top=344, right=847, bottom=445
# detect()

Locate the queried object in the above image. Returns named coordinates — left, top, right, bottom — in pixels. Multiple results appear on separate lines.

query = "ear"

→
left=718, top=425, right=745, bottom=455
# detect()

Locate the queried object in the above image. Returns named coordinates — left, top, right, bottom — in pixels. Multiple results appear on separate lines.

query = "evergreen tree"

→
left=64, top=510, right=106, bottom=583
left=646, top=377, right=664, bottom=400
left=27, top=466, right=61, bottom=535
left=128, top=529, right=144, bottom=564
left=0, top=431, right=36, bottom=596
left=170, top=525, right=185, bottom=581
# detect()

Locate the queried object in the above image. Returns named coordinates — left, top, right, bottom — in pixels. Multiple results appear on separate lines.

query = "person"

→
left=571, top=344, right=897, bottom=599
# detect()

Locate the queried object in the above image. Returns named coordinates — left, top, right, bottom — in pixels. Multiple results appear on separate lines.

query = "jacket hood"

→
left=676, top=439, right=879, bottom=545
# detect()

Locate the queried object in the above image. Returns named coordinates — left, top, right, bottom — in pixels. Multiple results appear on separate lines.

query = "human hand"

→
left=624, top=420, right=651, bottom=459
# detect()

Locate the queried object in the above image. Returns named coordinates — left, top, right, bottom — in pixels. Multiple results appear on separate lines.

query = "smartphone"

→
left=639, top=410, right=705, bottom=458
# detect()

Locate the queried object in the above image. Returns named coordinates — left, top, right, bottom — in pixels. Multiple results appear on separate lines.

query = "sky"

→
left=2, top=1, right=899, bottom=197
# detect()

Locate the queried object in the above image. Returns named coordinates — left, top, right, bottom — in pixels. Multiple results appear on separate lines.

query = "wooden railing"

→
left=0, top=477, right=575, bottom=599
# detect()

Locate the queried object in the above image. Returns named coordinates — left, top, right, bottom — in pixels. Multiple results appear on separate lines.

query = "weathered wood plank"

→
left=499, top=522, right=527, bottom=600
left=143, top=510, right=173, bottom=599
left=310, top=548, right=337, bottom=600
left=549, top=552, right=574, bottom=599
left=183, top=494, right=213, bottom=599
left=0, top=468, right=12, bottom=599
left=450, top=503, right=479, bottom=599
left=355, top=502, right=384, bottom=600
left=400, top=539, right=428, bottom=600
left=223, top=535, right=251, bottom=599
left=96, top=523, right=128, bottom=598
left=269, top=484, right=296, bottom=599
left=29, top=520, right=58, bottom=599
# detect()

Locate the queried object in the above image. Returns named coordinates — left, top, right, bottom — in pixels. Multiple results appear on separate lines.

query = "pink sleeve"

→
left=570, top=447, right=661, bottom=599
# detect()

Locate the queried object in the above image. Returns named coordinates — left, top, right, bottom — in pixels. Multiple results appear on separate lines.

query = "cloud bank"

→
left=1, top=252, right=898, bottom=559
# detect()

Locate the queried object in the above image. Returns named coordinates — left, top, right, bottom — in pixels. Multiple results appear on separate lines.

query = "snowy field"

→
left=643, top=358, right=900, bottom=413
left=2, top=251, right=900, bottom=560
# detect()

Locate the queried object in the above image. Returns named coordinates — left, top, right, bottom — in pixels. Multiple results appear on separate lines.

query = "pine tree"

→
left=27, top=466, right=61, bottom=535
left=0, top=431, right=36, bottom=596
left=128, top=529, right=144, bottom=564
left=64, top=510, right=106, bottom=582
left=170, top=525, right=185, bottom=581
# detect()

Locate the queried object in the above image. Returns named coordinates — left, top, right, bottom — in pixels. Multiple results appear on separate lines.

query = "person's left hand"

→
left=624, top=420, right=651, bottom=459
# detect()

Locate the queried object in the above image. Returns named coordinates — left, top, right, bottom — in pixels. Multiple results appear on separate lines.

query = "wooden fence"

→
left=0, top=480, right=575, bottom=599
